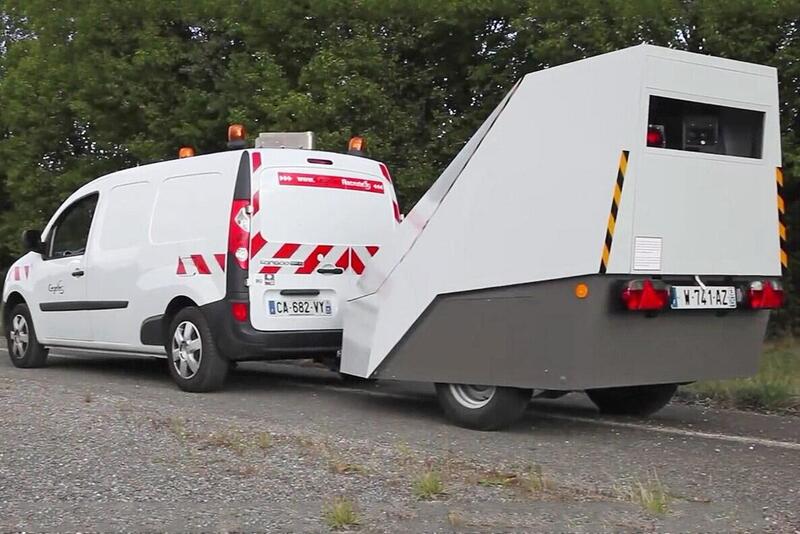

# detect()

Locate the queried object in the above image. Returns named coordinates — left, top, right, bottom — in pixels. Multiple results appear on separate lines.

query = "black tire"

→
left=435, top=383, right=532, bottom=431
left=166, top=307, right=229, bottom=392
left=586, top=384, right=677, bottom=416
left=5, top=303, right=48, bottom=368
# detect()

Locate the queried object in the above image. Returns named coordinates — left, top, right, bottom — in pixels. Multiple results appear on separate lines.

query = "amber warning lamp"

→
left=227, top=124, right=247, bottom=149
left=348, top=136, right=366, bottom=156
left=178, top=146, right=196, bottom=158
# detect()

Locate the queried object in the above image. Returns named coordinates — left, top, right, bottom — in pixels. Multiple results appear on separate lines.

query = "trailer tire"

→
left=5, top=303, right=48, bottom=368
left=435, top=383, right=532, bottom=431
left=586, top=384, right=677, bottom=416
left=167, top=307, right=228, bottom=392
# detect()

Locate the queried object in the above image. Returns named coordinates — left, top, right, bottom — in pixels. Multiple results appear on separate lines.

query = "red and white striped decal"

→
left=255, top=244, right=379, bottom=276
left=277, top=172, right=385, bottom=194
left=176, top=254, right=226, bottom=276
left=378, top=162, right=402, bottom=223
left=9, top=265, right=30, bottom=281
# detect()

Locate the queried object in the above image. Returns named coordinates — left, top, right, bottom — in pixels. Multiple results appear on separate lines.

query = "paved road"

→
left=1, top=346, right=798, bottom=532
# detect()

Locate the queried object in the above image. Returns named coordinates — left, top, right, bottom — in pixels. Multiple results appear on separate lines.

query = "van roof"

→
left=73, top=148, right=385, bottom=196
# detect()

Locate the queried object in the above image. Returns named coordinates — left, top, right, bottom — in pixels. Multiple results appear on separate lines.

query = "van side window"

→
left=48, top=193, right=99, bottom=259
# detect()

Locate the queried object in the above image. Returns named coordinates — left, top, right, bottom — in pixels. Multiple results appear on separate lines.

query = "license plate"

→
left=268, top=299, right=332, bottom=316
left=670, top=286, right=737, bottom=310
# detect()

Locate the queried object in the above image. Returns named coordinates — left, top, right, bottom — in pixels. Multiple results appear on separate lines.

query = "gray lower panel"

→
left=373, top=275, right=770, bottom=389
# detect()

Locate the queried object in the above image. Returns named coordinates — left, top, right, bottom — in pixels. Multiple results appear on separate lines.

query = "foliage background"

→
left=0, top=0, right=798, bottom=334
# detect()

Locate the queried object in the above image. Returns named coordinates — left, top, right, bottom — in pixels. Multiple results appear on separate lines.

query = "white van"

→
left=2, top=133, right=400, bottom=391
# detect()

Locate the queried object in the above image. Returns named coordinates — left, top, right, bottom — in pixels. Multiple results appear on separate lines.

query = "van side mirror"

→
left=21, top=229, right=43, bottom=254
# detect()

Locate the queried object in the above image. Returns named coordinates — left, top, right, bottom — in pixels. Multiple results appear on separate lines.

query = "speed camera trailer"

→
left=340, top=44, right=785, bottom=430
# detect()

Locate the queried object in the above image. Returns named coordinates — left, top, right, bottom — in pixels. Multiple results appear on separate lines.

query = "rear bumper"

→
left=373, top=274, right=773, bottom=389
left=201, top=299, right=342, bottom=361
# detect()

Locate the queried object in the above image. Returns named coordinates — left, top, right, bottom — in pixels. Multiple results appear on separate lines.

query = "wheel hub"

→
left=9, top=314, right=29, bottom=360
left=449, top=384, right=497, bottom=409
left=171, top=321, right=202, bottom=379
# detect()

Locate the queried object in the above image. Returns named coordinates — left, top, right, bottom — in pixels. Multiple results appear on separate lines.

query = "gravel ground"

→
left=1, top=351, right=799, bottom=532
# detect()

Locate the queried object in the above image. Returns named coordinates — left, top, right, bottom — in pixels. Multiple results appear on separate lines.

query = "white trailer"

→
left=340, top=44, right=786, bottom=429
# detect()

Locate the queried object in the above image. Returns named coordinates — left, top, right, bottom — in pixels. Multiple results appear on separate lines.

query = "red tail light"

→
left=621, top=279, right=670, bottom=311
left=227, top=199, right=250, bottom=270
left=747, top=280, right=783, bottom=309
left=231, top=302, right=248, bottom=322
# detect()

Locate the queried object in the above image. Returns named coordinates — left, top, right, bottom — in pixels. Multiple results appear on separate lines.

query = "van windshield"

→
left=258, top=167, right=394, bottom=245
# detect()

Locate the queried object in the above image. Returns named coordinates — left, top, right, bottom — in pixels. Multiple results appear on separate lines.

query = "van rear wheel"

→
left=586, top=384, right=677, bottom=416
left=435, top=383, right=532, bottom=431
left=5, top=303, right=48, bottom=368
left=167, top=307, right=228, bottom=392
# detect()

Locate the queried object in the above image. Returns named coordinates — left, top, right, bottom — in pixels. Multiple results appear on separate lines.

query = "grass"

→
left=520, top=464, right=550, bottom=493
left=329, top=459, right=367, bottom=475
left=255, top=431, right=272, bottom=450
left=679, top=341, right=800, bottom=412
left=413, top=470, right=445, bottom=500
left=323, top=497, right=360, bottom=530
left=616, top=471, right=669, bottom=515
left=478, top=471, right=518, bottom=488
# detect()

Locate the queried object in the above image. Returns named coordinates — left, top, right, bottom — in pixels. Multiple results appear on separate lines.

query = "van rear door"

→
left=248, top=158, right=395, bottom=333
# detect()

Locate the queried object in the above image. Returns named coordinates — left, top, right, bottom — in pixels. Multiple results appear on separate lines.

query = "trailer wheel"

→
left=435, top=383, right=532, bottom=431
left=5, top=303, right=48, bottom=368
left=586, top=384, right=677, bottom=416
left=167, top=307, right=228, bottom=392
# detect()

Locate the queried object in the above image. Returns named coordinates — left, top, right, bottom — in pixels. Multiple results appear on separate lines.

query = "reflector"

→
left=231, top=302, right=248, bottom=322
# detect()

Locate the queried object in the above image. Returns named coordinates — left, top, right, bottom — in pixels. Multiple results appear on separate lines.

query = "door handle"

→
left=317, top=267, right=344, bottom=275
left=71, top=269, right=85, bottom=278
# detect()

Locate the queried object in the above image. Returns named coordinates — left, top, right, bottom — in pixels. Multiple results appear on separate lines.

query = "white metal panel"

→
left=342, top=44, right=784, bottom=378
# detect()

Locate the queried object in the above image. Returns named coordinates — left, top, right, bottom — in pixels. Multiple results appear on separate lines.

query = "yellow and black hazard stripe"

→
left=777, top=167, right=788, bottom=274
left=600, top=150, right=629, bottom=273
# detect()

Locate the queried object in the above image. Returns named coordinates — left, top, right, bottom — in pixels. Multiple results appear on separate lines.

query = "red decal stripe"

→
left=366, top=246, right=379, bottom=256
left=252, top=152, right=262, bottom=172
left=335, top=249, right=350, bottom=269
left=351, top=250, right=365, bottom=275
left=259, top=266, right=280, bottom=274
left=379, top=163, right=392, bottom=183
left=252, top=190, right=260, bottom=215
left=251, top=232, right=267, bottom=256
left=296, top=245, right=333, bottom=274
left=191, top=254, right=211, bottom=275
left=278, top=172, right=385, bottom=194
left=274, top=243, right=300, bottom=258
left=13, top=266, right=20, bottom=281
left=214, top=253, right=226, bottom=271
left=392, top=201, right=401, bottom=222
left=176, top=258, right=187, bottom=275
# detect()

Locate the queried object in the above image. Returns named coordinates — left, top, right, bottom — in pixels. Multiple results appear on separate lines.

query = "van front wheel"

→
left=586, top=384, right=677, bottom=416
left=167, top=307, right=228, bottom=392
left=5, top=303, right=48, bottom=368
left=435, top=383, right=532, bottom=431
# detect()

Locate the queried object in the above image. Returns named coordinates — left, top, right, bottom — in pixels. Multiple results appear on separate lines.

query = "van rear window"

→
left=647, top=96, right=764, bottom=159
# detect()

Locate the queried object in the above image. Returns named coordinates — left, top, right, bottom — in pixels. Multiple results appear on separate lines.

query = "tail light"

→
left=621, top=279, right=670, bottom=311
left=227, top=199, right=250, bottom=270
left=747, top=280, right=783, bottom=309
